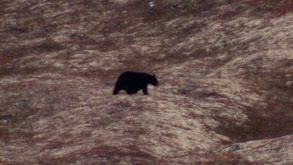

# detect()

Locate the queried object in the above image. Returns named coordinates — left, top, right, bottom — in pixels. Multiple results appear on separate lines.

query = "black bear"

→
left=113, top=71, right=159, bottom=95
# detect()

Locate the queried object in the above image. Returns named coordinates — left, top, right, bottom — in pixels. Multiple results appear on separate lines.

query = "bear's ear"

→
left=153, top=74, right=156, bottom=77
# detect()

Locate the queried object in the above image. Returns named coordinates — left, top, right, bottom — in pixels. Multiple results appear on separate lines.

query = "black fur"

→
left=113, top=71, right=159, bottom=95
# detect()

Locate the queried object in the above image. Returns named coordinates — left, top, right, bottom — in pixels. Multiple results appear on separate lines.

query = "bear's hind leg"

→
left=113, top=86, right=120, bottom=95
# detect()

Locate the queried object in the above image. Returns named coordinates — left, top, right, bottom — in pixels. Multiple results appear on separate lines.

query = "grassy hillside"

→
left=1, top=0, right=292, bottom=164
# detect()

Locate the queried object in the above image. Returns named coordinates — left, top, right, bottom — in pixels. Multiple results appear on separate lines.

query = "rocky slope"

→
left=1, top=0, right=292, bottom=164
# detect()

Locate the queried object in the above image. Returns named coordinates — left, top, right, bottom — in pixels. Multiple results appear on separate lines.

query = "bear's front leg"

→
left=142, top=87, right=148, bottom=95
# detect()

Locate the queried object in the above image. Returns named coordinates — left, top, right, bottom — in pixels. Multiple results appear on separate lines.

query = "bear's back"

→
left=117, top=72, right=151, bottom=87
left=118, top=71, right=150, bottom=81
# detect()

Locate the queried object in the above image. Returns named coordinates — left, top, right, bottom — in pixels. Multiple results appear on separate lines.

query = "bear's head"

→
left=151, top=75, right=159, bottom=87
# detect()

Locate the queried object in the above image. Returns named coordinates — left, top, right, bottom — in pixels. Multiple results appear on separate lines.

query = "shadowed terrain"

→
left=1, top=0, right=293, bottom=164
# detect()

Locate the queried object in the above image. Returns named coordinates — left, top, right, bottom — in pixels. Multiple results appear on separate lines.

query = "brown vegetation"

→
left=1, top=0, right=292, bottom=164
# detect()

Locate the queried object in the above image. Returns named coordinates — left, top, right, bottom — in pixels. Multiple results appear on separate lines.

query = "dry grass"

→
left=1, top=0, right=293, bottom=164
left=203, top=152, right=254, bottom=165
left=246, top=0, right=293, bottom=17
left=214, top=58, right=293, bottom=143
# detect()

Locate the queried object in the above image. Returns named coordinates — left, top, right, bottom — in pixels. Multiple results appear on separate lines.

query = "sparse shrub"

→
left=36, top=39, right=65, bottom=52
left=8, top=26, right=29, bottom=35
left=193, top=150, right=254, bottom=165
left=206, top=152, right=254, bottom=165
left=214, top=59, right=293, bottom=142
left=246, top=0, right=293, bottom=17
